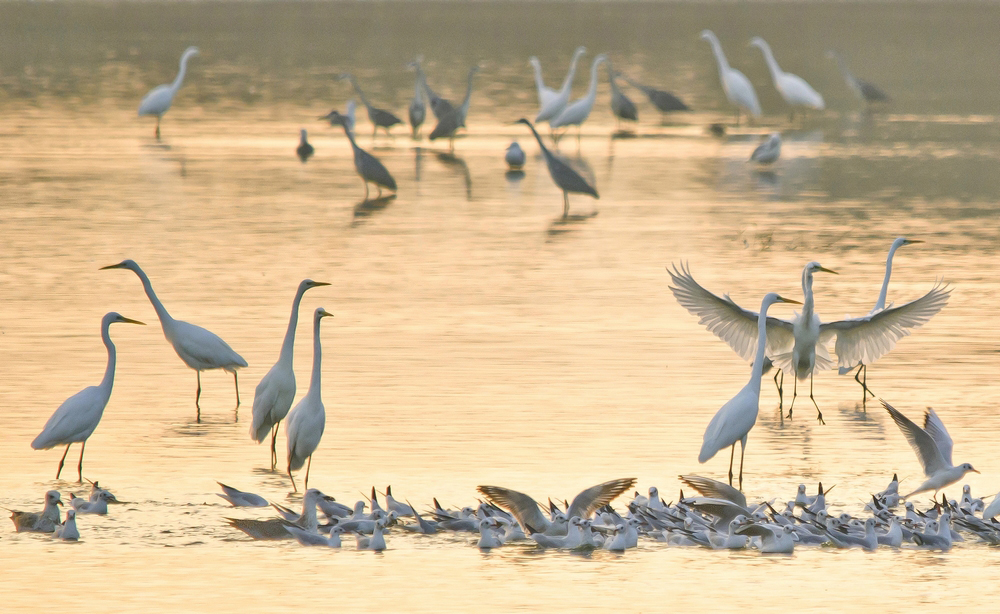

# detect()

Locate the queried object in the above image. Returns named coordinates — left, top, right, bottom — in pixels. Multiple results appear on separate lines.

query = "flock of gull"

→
left=10, top=33, right=994, bottom=556
left=135, top=32, right=886, bottom=217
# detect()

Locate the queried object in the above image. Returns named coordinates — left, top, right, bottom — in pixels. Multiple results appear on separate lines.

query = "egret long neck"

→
left=348, top=76, right=371, bottom=109
left=757, top=43, right=782, bottom=80
left=308, top=315, right=324, bottom=396
left=584, top=59, right=602, bottom=102
left=172, top=52, right=193, bottom=93
left=531, top=60, right=546, bottom=97
left=801, top=269, right=816, bottom=319
left=132, top=267, right=174, bottom=325
left=279, top=285, right=309, bottom=365
left=749, top=300, right=772, bottom=392
left=99, top=319, right=118, bottom=392
left=875, top=243, right=901, bottom=311
left=459, top=68, right=476, bottom=116
left=558, top=51, right=583, bottom=96
left=707, top=38, right=731, bottom=73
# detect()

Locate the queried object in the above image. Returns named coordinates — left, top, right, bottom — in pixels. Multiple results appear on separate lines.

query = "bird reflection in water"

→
left=505, top=169, right=525, bottom=183
left=435, top=151, right=472, bottom=200
left=352, top=195, right=396, bottom=225
left=547, top=210, right=599, bottom=236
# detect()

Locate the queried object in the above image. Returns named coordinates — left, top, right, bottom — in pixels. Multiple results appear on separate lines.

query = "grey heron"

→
left=339, top=72, right=403, bottom=138
left=326, top=110, right=397, bottom=200
left=515, top=118, right=598, bottom=218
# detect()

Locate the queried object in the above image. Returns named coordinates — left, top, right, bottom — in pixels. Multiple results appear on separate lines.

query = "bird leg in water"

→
left=56, top=443, right=71, bottom=480
left=774, top=369, right=784, bottom=409
left=377, top=185, right=383, bottom=199
left=270, top=425, right=278, bottom=471
left=196, top=370, right=202, bottom=408
left=786, top=378, right=799, bottom=420
left=76, top=440, right=86, bottom=483
left=155, top=116, right=161, bottom=140
left=855, top=364, right=876, bottom=408
left=738, top=440, right=746, bottom=492
left=728, top=443, right=736, bottom=487
left=233, top=371, right=241, bottom=410
left=809, top=374, right=824, bottom=425
left=562, top=192, right=570, bottom=218
left=363, top=181, right=370, bottom=201
left=288, top=465, right=298, bottom=493
left=304, top=455, right=313, bottom=491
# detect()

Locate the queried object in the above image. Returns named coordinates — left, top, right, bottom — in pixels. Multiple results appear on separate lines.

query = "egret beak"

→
left=312, top=282, right=332, bottom=288
left=121, top=317, right=146, bottom=326
left=817, top=266, right=838, bottom=275
left=779, top=296, right=803, bottom=305
left=903, top=239, right=924, bottom=246
left=318, top=309, right=334, bottom=319
left=99, top=263, right=126, bottom=270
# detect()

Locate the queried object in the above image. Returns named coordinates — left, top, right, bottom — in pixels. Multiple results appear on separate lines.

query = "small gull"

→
left=286, top=524, right=344, bottom=548
left=216, top=482, right=269, bottom=507
left=226, top=488, right=328, bottom=540
left=53, top=509, right=80, bottom=541
left=355, top=518, right=388, bottom=551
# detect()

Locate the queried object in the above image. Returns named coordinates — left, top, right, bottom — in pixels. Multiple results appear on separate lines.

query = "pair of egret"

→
left=531, top=48, right=609, bottom=142
left=700, top=31, right=824, bottom=123
left=671, top=238, right=950, bottom=425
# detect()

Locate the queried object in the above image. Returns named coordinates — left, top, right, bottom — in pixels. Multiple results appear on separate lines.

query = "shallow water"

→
left=2, top=1, right=1000, bottom=611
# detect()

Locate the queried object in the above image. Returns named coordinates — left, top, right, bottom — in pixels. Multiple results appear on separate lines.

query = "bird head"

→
left=749, top=37, right=768, bottom=51
left=100, top=259, right=140, bottom=273
left=960, top=463, right=980, bottom=474
left=302, top=279, right=331, bottom=290
left=108, top=313, right=146, bottom=327
left=805, top=261, right=838, bottom=276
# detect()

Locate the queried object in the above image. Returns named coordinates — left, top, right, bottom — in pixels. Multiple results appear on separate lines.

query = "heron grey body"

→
left=516, top=118, right=598, bottom=217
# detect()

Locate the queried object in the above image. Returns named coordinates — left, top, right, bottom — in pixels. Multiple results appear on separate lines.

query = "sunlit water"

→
left=2, top=1, right=1000, bottom=610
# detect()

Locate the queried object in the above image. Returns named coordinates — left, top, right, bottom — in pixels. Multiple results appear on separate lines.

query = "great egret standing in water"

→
left=250, top=279, right=330, bottom=470
left=551, top=54, right=609, bottom=143
left=31, top=313, right=145, bottom=481
left=700, top=30, right=760, bottom=123
left=535, top=46, right=587, bottom=125
left=286, top=307, right=333, bottom=492
left=529, top=56, right=559, bottom=110
left=669, top=261, right=950, bottom=424
left=138, top=46, right=199, bottom=139
left=516, top=118, right=598, bottom=217
left=101, top=259, right=247, bottom=421
left=699, top=292, right=800, bottom=490
left=749, top=37, right=825, bottom=117
left=326, top=110, right=397, bottom=199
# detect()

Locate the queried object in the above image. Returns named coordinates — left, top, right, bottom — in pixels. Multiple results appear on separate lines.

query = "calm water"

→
left=2, top=1, right=1000, bottom=610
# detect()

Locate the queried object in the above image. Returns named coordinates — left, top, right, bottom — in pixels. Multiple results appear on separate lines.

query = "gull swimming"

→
left=53, top=509, right=80, bottom=541
left=216, top=482, right=269, bottom=507
left=226, top=488, right=329, bottom=539
left=9, top=490, right=63, bottom=533
left=478, top=478, right=635, bottom=536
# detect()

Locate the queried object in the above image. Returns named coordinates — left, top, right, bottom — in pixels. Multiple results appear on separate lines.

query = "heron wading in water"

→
left=137, top=46, right=199, bottom=139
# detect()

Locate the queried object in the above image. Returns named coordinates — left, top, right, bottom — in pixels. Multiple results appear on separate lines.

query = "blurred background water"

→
left=1, top=1, right=1000, bottom=611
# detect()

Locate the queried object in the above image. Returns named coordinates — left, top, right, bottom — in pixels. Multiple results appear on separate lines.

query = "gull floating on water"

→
left=9, top=490, right=63, bottom=533
left=53, top=509, right=80, bottom=541
left=216, top=482, right=269, bottom=507
left=478, top=478, right=635, bottom=536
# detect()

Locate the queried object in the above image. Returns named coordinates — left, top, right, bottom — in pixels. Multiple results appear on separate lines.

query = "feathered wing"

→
left=679, top=475, right=748, bottom=509
left=477, top=485, right=549, bottom=532
left=31, top=387, right=108, bottom=449
left=169, top=319, right=248, bottom=370
left=882, top=401, right=948, bottom=477
left=821, top=282, right=951, bottom=368
left=922, top=408, right=954, bottom=467
left=566, top=478, right=636, bottom=519
left=667, top=263, right=794, bottom=362
left=734, top=523, right=777, bottom=539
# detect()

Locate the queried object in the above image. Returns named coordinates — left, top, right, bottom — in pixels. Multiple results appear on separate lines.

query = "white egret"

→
left=749, top=37, right=825, bottom=117
left=670, top=261, right=949, bottom=423
left=700, top=30, right=761, bottom=123
left=137, top=46, right=199, bottom=139
left=882, top=401, right=979, bottom=499
left=101, top=259, right=248, bottom=421
left=296, top=129, right=314, bottom=163
left=550, top=54, right=609, bottom=143
left=285, top=307, right=333, bottom=492
left=699, top=292, right=800, bottom=490
left=826, top=51, right=889, bottom=106
left=750, top=132, right=781, bottom=164
left=837, top=238, right=944, bottom=402
left=325, top=110, right=397, bottom=200
left=339, top=73, right=403, bottom=138
left=528, top=56, right=559, bottom=110
left=31, top=312, right=145, bottom=481
left=535, top=46, right=587, bottom=124
left=250, top=279, right=330, bottom=470
left=516, top=118, right=598, bottom=217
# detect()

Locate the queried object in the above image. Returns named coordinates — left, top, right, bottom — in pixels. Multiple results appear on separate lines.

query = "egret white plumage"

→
left=137, top=46, right=199, bottom=139
left=101, top=259, right=247, bottom=421
left=250, top=279, right=330, bottom=470
left=670, top=261, right=949, bottom=423
left=838, top=238, right=945, bottom=403
left=826, top=51, right=889, bottom=105
left=326, top=109, right=397, bottom=200
left=535, top=46, right=587, bottom=124
left=516, top=118, right=598, bottom=217
left=31, top=312, right=145, bottom=481
left=750, top=132, right=781, bottom=164
left=550, top=54, right=609, bottom=142
left=698, top=292, right=800, bottom=490
left=749, top=37, right=825, bottom=117
left=700, top=30, right=761, bottom=123
left=285, top=307, right=333, bottom=492
left=882, top=401, right=979, bottom=499
left=528, top=56, right=559, bottom=110
left=339, top=73, right=402, bottom=138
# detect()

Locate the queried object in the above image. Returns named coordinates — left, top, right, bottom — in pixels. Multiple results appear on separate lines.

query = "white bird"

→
left=982, top=492, right=1000, bottom=520
left=383, top=486, right=415, bottom=517
left=749, top=37, right=825, bottom=117
left=750, top=132, right=781, bottom=164
left=528, top=57, right=558, bottom=111
left=535, top=46, right=587, bottom=124
left=355, top=518, right=388, bottom=551
left=216, top=482, right=268, bottom=507
left=883, top=401, right=979, bottom=500
left=478, top=478, right=635, bottom=536
left=837, top=238, right=944, bottom=403
left=477, top=519, right=504, bottom=549
left=31, top=312, right=145, bottom=481
left=407, top=62, right=426, bottom=138
left=53, top=509, right=80, bottom=541
left=250, top=279, right=330, bottom=469
left=699, top=292, right=800, bottom=490
left=286, top=524, right=344, bottom=548
left=285, top=307, right=333, bottom=492
left=505, top=141, right=525, bottom=170
left=226, top=488, right=328, bottom=539
left=9, top=491, right=63, bottom=533
left=700, top=30, right=761, bottom=122
left=101, top=259, right=248, bottom=421
left=735, top=522, right=795, bottom=554
left=825, top=517, right=877, bottom=551
left=550, top=54, right=609, bottom=143
left=669, top=261, right=950, bottom=423
left=137, top=46, right=199, bottom=139
left=72, top=490, right=113, bottom=515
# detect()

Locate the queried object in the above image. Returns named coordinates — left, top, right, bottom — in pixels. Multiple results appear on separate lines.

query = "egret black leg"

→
left=728, top=443, right=736, bottom=487
left=786, top=378, right=799, bottom=419
left=77, top=440, right=86, bottom=483
left=363, top=181, right=370, bottom=201
left=155, top=117, right=161, bottom=139
left=196, top=371, right=202, bottom=423
left=774, top=369, right=784, bottom=408
left=288, top=464, right=297, bottom=493
left=810, top=374, right=824, bottom=425
left=563, top=192, right=570, bottom=218
left=738, top=440, right=746, bottom=492
left=234, top=371, right=241, bottom=410
left=377, top=185, right=383, bottom=198
left=270, top=425, right=278, bottom=470
left=304, top=455, right=313, bottom=491
left=56, top=444, right=71, bottom=480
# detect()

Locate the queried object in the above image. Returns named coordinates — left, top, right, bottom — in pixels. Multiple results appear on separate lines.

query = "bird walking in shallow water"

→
left=138, top=46, right=199, bottom=139
left=429, top=65, right=480, bottom=151
left=31, top=312, right=145, bottom=481
left=515, top=118, right=597, bottom=217
left=250, top=279, right=330, bottom=470
left=550, top=54, right=609, bottom=144
left=826, top=50, right=889, bottom=106
left=286, top=307, right=333, bottom=492
left=325, top=110, right=397, bottom=200
left=101, top=259, right=247, bottom=421
left=339, top=73, right=402, bottom=139
left=406, top=60, right=427, bottom=138
left=534, top=46, right=588, bottom=126
left=700, top=30, right=760, bottom=123
left=750, top=37, right=825, bottom=119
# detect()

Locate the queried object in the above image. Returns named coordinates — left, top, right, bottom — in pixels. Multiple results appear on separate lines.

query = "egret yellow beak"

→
left=818, top=266, right=838, bottom=275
